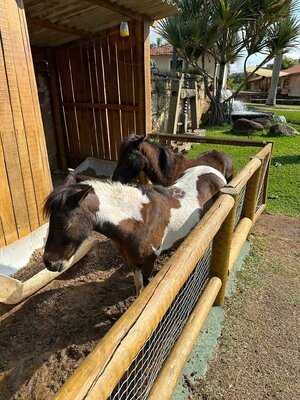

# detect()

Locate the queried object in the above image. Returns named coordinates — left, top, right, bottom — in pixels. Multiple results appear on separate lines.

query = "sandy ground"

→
left=0, top=234, right=174, bottom=400
left=187, top=213, right=300, bottom=400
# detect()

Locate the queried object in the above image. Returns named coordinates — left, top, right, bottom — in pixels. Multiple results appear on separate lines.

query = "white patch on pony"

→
left=156, top=166, right=226, bottom=254
left=151, top=245, right=160, bottom=256
left=87, top=180, right=150, bottom=226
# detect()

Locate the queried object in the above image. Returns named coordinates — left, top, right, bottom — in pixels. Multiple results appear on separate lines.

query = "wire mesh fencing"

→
left=108, top=245, right=212, bottom=400
left=235, top=185, right=246, bottom=227
left=256, top=156, right=270, bottom=210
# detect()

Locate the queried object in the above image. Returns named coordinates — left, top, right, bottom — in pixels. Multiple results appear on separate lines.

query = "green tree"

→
left=156, top=37, right=163, bottom=48
left=227, top=72, right=244, bottom=91
left=281, top=56, right=298, bottom=69
left=266, top=56, right=298, bottom=70
left=156, top=0, right=300, bottom=125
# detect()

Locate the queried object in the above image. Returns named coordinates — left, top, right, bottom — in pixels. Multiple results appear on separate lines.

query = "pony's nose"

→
left=44, top=258, right=64, bottom=272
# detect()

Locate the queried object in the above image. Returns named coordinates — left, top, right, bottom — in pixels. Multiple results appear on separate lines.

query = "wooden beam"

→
left=62, top=101, right=139, bottom=111
left=226, top=157, right=261, bottom=193
left=228, top=217, right=253, bottom=271
left=166, top=74, right=184, bottom=134
left=149, top=133, right=267, bottom=147
left=27, top=17, right=90, bottom=37
left=135, top=21, right=152, bottom=133
left=87, top=0, right=149, bottom=21
left=210, top=204, right=236, bottom=306
left=46, top=48, right=68, bottom=171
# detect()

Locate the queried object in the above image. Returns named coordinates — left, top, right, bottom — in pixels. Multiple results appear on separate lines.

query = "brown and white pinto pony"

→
left=43, top=165, right=226, bottom=295
left=112, top=134, right=233, bottom=186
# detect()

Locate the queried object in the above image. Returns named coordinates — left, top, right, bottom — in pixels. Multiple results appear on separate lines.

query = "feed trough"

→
left=0, top=236, right=98, bottom=305
left=73, top=157, right=117, bottom=179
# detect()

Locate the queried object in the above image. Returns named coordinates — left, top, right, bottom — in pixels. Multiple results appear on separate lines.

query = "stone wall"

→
left=152, top=72, right=210, bottom=133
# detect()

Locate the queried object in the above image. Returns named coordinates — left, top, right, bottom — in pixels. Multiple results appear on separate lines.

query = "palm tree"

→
left=266, top=9, right=300, bottom=105
left=156, top=0, right=300, bottom=125
left=266, top=52, right=283, bottom=106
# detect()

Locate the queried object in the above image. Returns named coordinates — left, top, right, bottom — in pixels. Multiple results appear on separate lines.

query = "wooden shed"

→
left=0, top=0, right=176, bottom=247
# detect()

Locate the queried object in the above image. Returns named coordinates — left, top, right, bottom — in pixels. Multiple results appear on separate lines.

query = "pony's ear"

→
left=63, top=172, right=77, bottom=186
left=63, top=173, right=88, bottom=186
left=158, top=146, right=172, bottom=174
left=127, top=134, right=146, bottom=148
left=66, top=184, right=94, bottom=209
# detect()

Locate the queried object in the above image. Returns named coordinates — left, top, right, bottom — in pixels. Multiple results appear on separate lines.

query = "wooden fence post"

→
left=243, top=144, right=272, bottom=221
left=135, top=20, right=152, bottom=134
left=190, top=80, right=200, bottom=130
left=243, top=163, right=262, bottom=221
left=258, top=144, right=273, bottom=205
left=166, top=74, right=184, bottom=134
left=210, top=189, right=237, bottom=306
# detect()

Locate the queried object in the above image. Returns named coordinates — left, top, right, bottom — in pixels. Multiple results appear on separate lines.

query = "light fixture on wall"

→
left=120, top=21, right=129, bottom=37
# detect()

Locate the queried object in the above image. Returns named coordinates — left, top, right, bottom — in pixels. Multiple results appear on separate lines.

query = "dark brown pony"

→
left=112, top=134, right=233, bottom=186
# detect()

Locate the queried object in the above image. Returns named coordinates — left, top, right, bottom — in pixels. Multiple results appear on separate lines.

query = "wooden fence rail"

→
left=149, top=132, right=270, bottom=147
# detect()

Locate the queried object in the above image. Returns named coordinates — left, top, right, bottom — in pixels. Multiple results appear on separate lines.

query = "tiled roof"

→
left=283, top=64, right=300, bottom=75
left=150, top=44, right=173, bottom=56
left=246, top=67, right=288, bottom=78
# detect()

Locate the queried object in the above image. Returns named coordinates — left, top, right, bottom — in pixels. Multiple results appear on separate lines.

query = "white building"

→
left=150, top=44, right=215, bottom=76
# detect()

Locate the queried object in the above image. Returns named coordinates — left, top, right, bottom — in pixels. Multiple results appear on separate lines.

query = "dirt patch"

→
left=0, top=235, right=175, bottom=400
left=187, top=213, right=300, bottom=400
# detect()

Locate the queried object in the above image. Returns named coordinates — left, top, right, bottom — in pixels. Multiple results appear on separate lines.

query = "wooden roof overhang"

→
left=23, top=0, right=177, bottom=46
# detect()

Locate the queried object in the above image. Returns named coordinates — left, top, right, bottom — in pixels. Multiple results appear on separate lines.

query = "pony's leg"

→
left=133, top=269, right=144, bottom=296
left=142, top=256, right=156, bottom=287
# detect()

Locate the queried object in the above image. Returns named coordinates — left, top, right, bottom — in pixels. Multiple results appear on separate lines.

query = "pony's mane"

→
left=43, top=183, right=92, bottom=217
left=145, top=139, right=174, bottom=175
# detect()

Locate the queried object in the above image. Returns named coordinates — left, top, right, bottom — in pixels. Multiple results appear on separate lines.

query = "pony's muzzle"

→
left=44, top=259, right=64, bottom=272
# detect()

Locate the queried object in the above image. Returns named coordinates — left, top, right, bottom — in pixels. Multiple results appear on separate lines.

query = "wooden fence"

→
left=53, top=22, right=150, bottom=167
left=53, top=135, right=272, bottom=400
left=0, top=0, right=52, bottom=247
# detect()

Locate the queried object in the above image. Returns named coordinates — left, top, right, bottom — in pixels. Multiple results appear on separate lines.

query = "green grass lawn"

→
left=188, top=120, right=300, bottom=216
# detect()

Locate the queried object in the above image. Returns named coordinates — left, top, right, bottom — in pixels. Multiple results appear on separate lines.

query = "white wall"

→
left=288, top=74, right=300, bottom=97
left=152, top=55, right=172, bottom=73
left=152, top=54, right=216, bottom=75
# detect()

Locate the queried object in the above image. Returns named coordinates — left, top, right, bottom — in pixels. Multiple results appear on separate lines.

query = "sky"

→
left=150, top=10, right=300, bottom=73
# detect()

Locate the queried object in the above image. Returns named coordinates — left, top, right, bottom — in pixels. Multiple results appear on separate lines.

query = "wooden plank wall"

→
left=0, top=0, right=52, bottom=247
left=54, top=21, right=150, bottom=165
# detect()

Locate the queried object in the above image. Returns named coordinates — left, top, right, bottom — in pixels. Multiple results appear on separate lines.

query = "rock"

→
left=171, top=141, right=192, bottom=154
left=274, top=115, right=287, bottom=124
left=269, top=123, right=299, bottom=137
left=232, top=118, right=264, bottom=134
left=252, top=117, right=273, bottom=128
